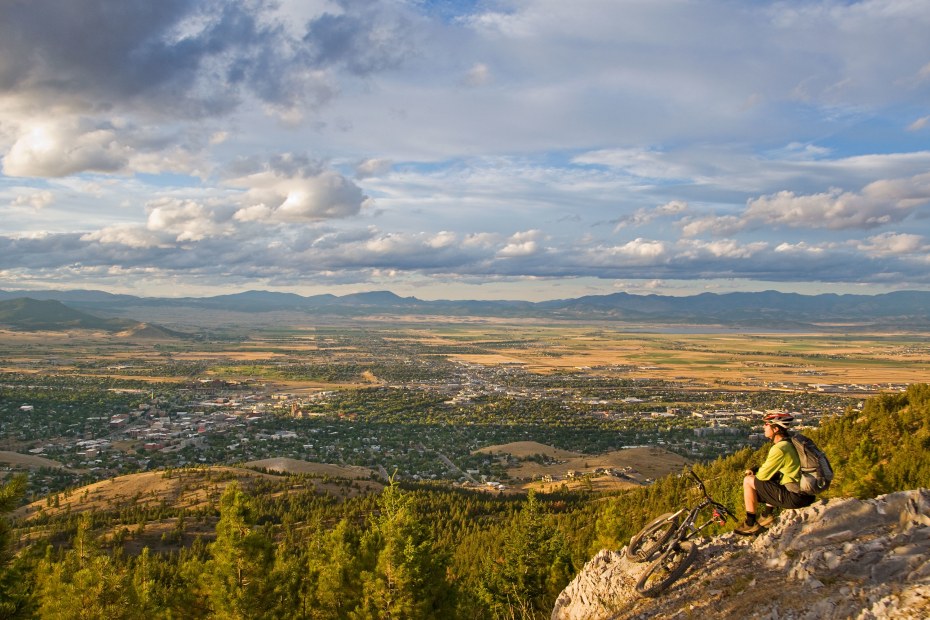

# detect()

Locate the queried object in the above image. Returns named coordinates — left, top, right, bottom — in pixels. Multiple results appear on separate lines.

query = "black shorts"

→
left=754, top=478, right=816, bottom=509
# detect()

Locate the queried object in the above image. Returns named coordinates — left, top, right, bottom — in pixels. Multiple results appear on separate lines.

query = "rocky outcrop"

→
left=552, top=489, right=930, bottom=619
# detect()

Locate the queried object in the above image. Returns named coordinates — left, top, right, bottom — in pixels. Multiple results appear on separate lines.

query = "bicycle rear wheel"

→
left=634, top=540, right=697, bottom=597
left=627, top=512, right=679, bottom=563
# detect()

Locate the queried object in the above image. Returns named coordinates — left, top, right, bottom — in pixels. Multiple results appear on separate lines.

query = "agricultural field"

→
left=3, top=322, right=928, bottom=389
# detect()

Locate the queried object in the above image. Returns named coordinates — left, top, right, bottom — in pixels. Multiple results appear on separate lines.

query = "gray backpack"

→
left=791, top=433, right=833, bottom=495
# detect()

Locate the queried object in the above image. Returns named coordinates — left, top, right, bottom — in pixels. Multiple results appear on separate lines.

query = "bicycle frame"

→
left=668, top=471, right=732, bottom=544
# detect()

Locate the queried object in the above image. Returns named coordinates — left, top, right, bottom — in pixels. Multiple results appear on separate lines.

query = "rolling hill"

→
left=0, top=297, right=186, bottom=337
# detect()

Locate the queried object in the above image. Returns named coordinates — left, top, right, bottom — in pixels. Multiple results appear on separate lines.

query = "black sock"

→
left=745, top=512, right=756, bottom=526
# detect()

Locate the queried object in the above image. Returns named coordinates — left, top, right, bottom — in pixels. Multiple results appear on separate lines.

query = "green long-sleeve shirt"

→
left=756, top=438, right=802, bottom=484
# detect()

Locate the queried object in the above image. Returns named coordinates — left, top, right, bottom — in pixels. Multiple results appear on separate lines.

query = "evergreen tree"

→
left=35, top=514, right=139, bottom=619
left=202, top=484, right=274, bottom=619
left=355, top=482, right=453, bottom=619
left=0, top=475, right=30, bottom=619
left=311, top=519, right=363, bottom=619
left=479, top=491, right=573, bottom=619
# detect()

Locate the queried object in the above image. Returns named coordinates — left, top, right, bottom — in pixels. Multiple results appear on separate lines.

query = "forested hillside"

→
left=1, top=384, right=928, bottom=619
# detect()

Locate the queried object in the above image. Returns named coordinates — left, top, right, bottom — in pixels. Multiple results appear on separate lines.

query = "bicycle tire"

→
left=634, top=540, right=697, bottom=597
left=627, top=512, right=679, bottom=563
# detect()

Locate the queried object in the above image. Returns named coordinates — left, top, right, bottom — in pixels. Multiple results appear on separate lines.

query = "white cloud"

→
left=908, top=116, right=929, bottom=131
left=857, top=232, right=926, bottom=257
left=428, top=231, right=457, bottom=249
left=746, top=172, right=930, bottom=230
left=681, top=239, right=767, bottom=259
left=146, top=198, right=233, bottom=242
left=11, top=190, right=54, bottom=209
left=232, top=161, right=368, bottom=223
left=774, top=242, right=827, bottom=254
left=679, top=215, right=745, bottom=238
left=81, top=225, right=163, bottom=249
left=497, top=230, right=542, bottom=257
left=3, top=120, right=131, bottom=177
left=462, top=232, right=501, bottom=248
left=609, top=238, right=666, bottom=260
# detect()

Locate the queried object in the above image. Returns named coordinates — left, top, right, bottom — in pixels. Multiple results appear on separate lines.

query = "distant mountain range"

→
left=1, top=289, right=929, bottom=330
left=0, top=298, right=186, bottom=338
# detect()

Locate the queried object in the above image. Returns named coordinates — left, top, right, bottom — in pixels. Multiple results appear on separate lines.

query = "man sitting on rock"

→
left=735, top=412, right=816, bottom=535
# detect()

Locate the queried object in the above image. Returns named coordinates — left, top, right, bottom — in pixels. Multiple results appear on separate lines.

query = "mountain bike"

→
left=626, top=469, right=736, bottom=597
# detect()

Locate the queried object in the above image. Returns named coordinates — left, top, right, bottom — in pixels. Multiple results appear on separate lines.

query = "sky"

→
left=1, top=0, right=929, bottom=301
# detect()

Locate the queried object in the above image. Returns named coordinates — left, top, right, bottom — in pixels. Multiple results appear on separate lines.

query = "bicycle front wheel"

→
left=627, top=512, right=679, bottom=563
left=634, top=540, right=697, bottom=597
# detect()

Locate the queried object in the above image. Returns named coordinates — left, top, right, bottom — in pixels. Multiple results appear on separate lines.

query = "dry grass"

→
left=244, top=457, right=376, bottom=479
left=0, top=450, right=66, bottom=470
left=474, top=441, right=581, bottom=459
left=474, top=442, right=690, bottom=494
left=12, top=462, right=385, bottom=523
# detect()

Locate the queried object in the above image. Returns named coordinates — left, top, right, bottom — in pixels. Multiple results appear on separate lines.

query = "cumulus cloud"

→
left=497, top=230, right=543, bottom=257
left=591, top=238, right=667, bottom=264
left=857, top=232, right=926, bottom=257
left=745, top=173, right=930, bottom=230
left=3, top=120, right=132, bottom=177
left=146, top=198, right=234, bottom=242
left=230, top=154, right=368, bottom=223
left=1, top=117, right=208, bottom=178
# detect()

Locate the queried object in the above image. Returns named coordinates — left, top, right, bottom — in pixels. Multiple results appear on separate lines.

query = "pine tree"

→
left=35, top=514, right=139, bottom=619
left=310, top=518, right=363, bottom=619
left=479, top=491, right=572, bottom=619
left=202, top=483, right=274, bottom=619
left=355, top=482, right=453, bottom=619
left=0, top=475, right=30, bottom=619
